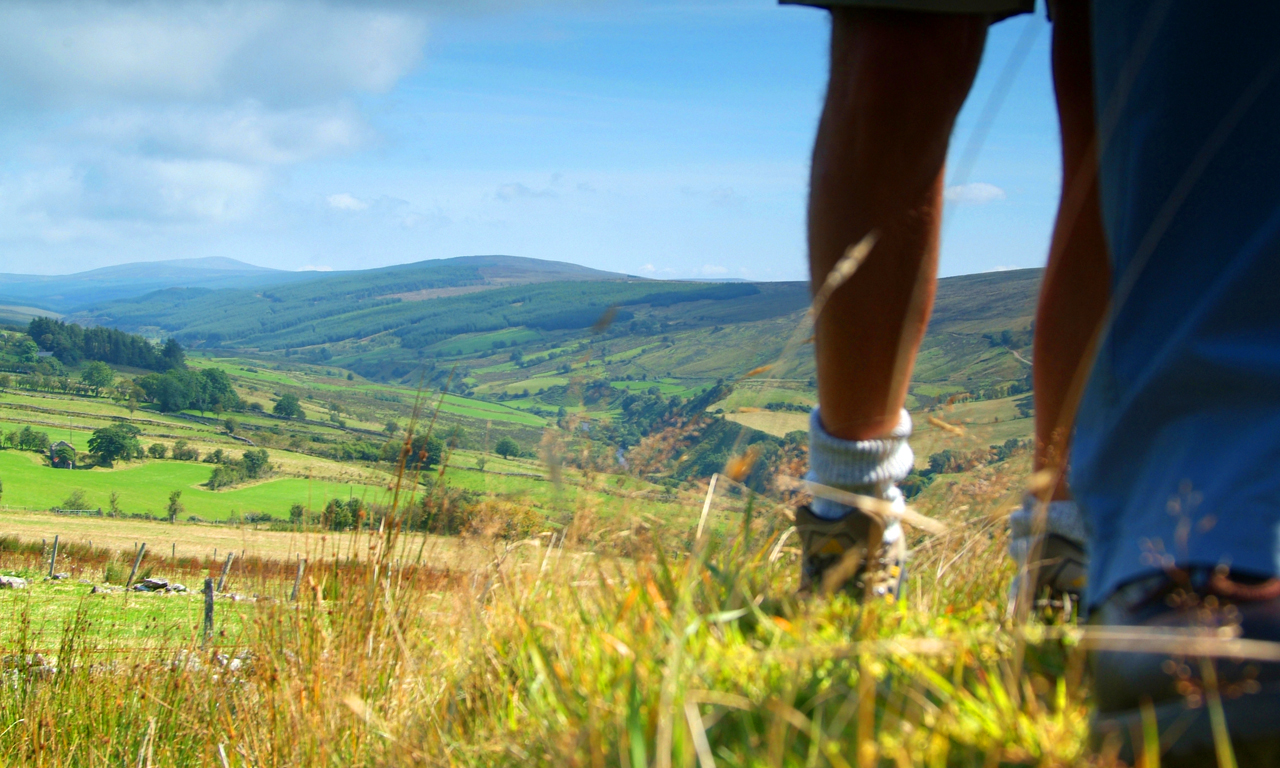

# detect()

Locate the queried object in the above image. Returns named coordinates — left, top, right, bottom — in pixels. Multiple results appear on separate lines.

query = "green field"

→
left=0, top=263, right=1133, bottom=765
left=0, top=573, right=258, bottom=651
left=0, top=451, right=389, bottom=521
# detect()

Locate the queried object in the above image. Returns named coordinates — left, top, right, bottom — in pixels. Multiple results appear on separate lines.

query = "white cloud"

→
left=637, top=263, right=655, bottom=274
left=0, top=1, right=432, bottom=240
left=81, top=105, right=368, bottom=165
left=0, top=2, right=430, bottom=109
left=298, top=265, right=333, bottom=272
left=495, top=182, right=556, bottom=202
left=987, top=264, right=1021, bottom=272
left=700, top=264, right=728, bottom=276
left=707, top=186, right=739, bottom=207
left=944, top=182, right=1006, bottom=204
left=327, top=193, right=369, bottom=211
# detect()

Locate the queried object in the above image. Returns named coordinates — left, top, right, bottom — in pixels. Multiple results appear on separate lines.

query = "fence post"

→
left=202, top=578, right=214, bottom=648
left=291, top=556, right=305, bottom=601
left=48, top=535, right=58, bottom=578
left=216, top=552, right=234, bottom=593
left=172, top=543, right=176, bottom=559
left=125, top=542, right=146, bottom=588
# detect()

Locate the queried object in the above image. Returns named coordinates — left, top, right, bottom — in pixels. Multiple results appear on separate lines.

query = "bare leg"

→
left=810, top=9, right=988, bottom=441
left=1032, top=0, right=1111, bottom=501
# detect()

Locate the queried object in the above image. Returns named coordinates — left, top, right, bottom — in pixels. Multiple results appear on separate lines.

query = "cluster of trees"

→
left=87, top=423, right=142, bottom=466
left=0, top=334, right=39, bottom=364
left=171, top=439, right=201, bottom=461
left=320, top=497, right=365, bottom=530
left=293, top=485, right=482, bottom=536
left=78, top=361, right=114, bottom=396
left=135, top=367, right=238, bottom=413
left=764, top=401, right=812, bottom=413
left=28, top=317, right=183, bottom=371
left=598, top=382, right=731, bottom=451
left=0, top=363, right=126, bottom=400
left=982, top=328, right=1033, bottom=351
left=272, top=394, right=304, bottom=419
left=139, top=439, right=200, bottom=462
left=3, top=425, right=51, bottom=453
left=205, top=448, right=272, bottom=490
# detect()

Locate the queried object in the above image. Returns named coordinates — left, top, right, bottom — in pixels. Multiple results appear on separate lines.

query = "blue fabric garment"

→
left=1071, top=1, right=1280, bottom=606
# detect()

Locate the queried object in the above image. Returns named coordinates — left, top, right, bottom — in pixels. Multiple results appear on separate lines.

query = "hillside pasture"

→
left=0, top=451, right=391, bottom=521
left=911, top=394, right=1034, bottom=467
left=724, top=410, right=808, bottom=438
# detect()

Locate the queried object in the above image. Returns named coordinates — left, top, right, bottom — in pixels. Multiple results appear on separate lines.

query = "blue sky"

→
left=0, top=0, right=1060, bottom=280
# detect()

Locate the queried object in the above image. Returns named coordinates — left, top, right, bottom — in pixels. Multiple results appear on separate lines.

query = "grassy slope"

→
left=0, top=451, right=389, bottom=521
left=0, top=448, right=1096, bottom=766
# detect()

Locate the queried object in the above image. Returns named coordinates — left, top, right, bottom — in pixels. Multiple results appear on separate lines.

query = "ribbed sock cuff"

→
left=805, top=407, right=914, bottom=520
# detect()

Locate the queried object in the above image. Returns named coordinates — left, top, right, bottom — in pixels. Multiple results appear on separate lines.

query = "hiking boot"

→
left=1008, top=495, right=1088, bottom=615
left=1091, top=569, right=1280, bottom=767
left=795, top=497, right=906, bottom=601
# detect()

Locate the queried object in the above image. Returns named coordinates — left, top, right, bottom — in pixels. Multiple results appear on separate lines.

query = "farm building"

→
left=49, top=440, right=75, bottom=468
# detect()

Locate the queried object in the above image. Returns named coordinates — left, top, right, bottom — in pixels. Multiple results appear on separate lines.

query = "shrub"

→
left=495, top=437, right=520, bottom=460
left=172, top=440, right=200, bottom=462
left=273, top=394, right=304, bottom=419
left=60, top=489, right=90, bottom=510
left=102, top=561, right=124, bottom=584
left=147, top=443, right=167, bottom=459
left=242, top=448, right=271, bottom=479
left=323, top=498, right=353, bottom=531
left=206, top=464, right=244, bottom=490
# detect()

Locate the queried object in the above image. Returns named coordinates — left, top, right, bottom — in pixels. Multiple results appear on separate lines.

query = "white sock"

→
left=805, top=407, right=914, bottom=521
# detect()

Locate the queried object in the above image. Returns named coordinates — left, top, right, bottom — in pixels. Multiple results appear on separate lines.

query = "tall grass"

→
left=0, top=447, right=1097, bottom=766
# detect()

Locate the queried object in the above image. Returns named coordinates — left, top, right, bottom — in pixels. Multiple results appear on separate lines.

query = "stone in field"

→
left=141, top=577, right=169, bottom=590
left=49, top=572, right=70, bottom=580
left=0, top=575, right=28, bottom=589
left=166, top=583, right=187, bottom=593
left=2, top=653, right=55, bottom=678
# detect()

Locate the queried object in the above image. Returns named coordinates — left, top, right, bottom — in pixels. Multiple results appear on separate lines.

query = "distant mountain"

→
left=0, top=254, right=628, bottom=315
left=0, top=257, right=311, bottom=313
left=64, top=255, right=687, bottom=352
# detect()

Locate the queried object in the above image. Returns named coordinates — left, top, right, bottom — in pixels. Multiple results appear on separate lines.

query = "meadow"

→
left=0, top=266, right=1130, bottom=765
left=0, top=450, right=388, bottom=522
left=0, top=444, right=1106, bottom=767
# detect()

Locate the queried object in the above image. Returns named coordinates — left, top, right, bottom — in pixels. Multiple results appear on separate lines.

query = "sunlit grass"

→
left=0, top=445, right=1104, bottom=767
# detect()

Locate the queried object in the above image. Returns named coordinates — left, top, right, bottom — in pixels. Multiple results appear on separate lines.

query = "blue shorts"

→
left=1071, top=1, right=1280, bottom=605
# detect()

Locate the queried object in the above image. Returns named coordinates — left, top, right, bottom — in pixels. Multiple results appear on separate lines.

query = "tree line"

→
left=28, top=317, right=184, bottom=371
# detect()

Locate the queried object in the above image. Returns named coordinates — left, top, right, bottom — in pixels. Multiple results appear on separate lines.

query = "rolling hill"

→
left=0, top=257, right=311, bottom=313
left=7, top=256, right=1042, bottom=457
